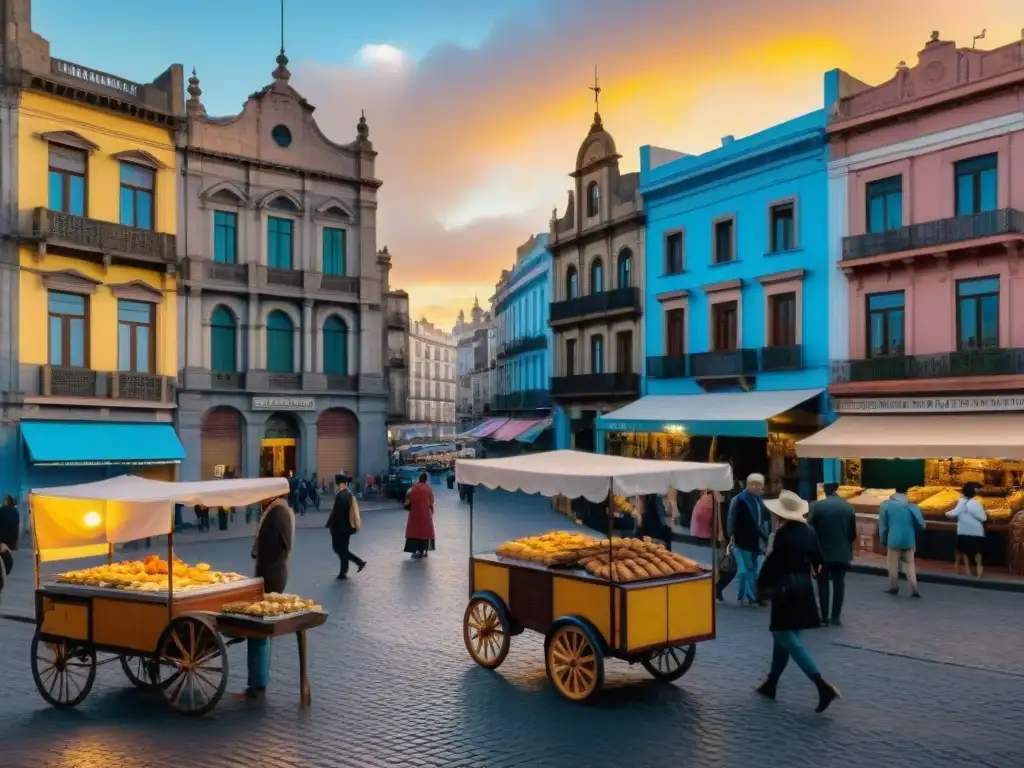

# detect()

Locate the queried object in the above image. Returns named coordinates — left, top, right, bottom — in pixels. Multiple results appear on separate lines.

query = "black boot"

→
left=812, top=674, right=840, bottom=713
left=755, top=676, right=779, bottom=700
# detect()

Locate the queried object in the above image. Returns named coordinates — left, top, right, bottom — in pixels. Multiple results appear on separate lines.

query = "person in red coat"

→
left=404, top=473, right=436, bottom=559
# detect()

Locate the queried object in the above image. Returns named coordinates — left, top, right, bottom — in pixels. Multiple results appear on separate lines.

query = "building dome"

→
left=575, top=112, right=620, bottom=172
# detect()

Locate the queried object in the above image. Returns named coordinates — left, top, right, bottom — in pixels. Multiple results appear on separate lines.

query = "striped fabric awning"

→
left=468, top=418, right=510, bottom=438
left=489, top=419, right=541, bottom=442
left=515, top=417, right=552, bottom=444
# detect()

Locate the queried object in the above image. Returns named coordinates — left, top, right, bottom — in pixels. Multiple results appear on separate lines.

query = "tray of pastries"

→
left=57, top=555, right=246, bottom=592
left=220, top=593, right=323, bottom=620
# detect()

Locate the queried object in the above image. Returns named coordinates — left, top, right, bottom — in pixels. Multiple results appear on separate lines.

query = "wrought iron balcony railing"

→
left=689, top=349, right=759, bottom=378
left=551, top=373, right=640, bottom=399
left=33, top=208, right=176, bottom=263
left=761, top=344, right=803, bottom=372
left=832, top=347, right=1024, bottom=382
left=549, top=287, right=641, bottom=324
left=646, top=355, right=687, bottom=379
left=497, top=335, right=548, bottom=359
left=842, top=208, right=1024, bottom=260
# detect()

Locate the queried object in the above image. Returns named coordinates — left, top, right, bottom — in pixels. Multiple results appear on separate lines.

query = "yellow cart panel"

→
left=624, top=585, right=668, bottom=652
left=552, top=575, right=617, bottom=646
left=39, top=597, right=89, bottom=641
left=92, top=598, right=168, bottom=653
left=668, top=576, right=714, bottom=643
left=472, top=560, right=510, bottom=605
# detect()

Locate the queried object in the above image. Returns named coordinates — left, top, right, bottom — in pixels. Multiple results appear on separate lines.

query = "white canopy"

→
left=456, top=450, right=733, bottom=502
left=30, top=475, right=289, bottom=560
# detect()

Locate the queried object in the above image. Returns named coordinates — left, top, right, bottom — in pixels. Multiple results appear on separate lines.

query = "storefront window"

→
left=866, top=291, right=904, bottom=358
left=956, top=276, right=999, bottom=350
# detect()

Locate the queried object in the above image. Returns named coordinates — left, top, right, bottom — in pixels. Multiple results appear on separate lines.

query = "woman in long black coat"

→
left=756, top=491, right=841, bottom=713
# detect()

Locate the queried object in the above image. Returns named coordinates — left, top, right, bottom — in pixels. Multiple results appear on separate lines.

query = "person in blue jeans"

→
left=755, top=491, right=840, bottom=713
left=246, top=494, right=295, bottom=701
left=726, top=473, right=771, bottom=605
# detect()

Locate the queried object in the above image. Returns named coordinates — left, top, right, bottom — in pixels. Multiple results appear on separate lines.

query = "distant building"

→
left=453, top=299, right=487, bottom=428
left=384, top=289, right=410, bottom=429
left=488, top=233, right=554, bottom=446
left=408, top=318, right=456, bottom=438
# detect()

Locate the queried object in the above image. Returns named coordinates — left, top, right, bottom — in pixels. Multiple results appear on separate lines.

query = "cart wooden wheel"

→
left=545, top=621, right=604, bottom=703
left=641, top=644, right=696, bottom=682
left=120, top=654, right=160, bottom=690
left=31, top=630, right=97, bottom=709
left=463, top=595, right=511, bottom=669
left=155, top=615, right=228, bottom=716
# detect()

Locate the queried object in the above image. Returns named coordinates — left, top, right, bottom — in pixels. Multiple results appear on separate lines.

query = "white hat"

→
left=764, top=490, right=809, bottom=523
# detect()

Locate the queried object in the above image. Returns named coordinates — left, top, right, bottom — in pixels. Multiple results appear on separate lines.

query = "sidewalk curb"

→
left=670, top=531, right=1024, bottom=594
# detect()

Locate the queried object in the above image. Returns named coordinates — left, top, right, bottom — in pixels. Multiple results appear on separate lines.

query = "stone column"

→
left=302, top=300, right=313, bottom=373
left=248, top=299, right=260, bottom=370
left=244, top=420, right=263, bottom=480
left=184, top=287, right=203, bottom=368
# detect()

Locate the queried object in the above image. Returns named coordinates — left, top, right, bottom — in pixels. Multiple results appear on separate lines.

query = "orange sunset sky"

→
left=39, top=0, right=1022, bottom=329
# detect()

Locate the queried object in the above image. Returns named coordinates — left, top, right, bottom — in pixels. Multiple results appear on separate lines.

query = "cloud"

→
left=294, top=0, right=1020, bottom=326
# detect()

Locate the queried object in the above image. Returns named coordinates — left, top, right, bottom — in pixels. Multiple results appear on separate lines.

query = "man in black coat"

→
left=246, top=495, right=295, bottom=701
left=807, top=483, right=857, bottom=626
left=328, top=473, right=366, bottom=580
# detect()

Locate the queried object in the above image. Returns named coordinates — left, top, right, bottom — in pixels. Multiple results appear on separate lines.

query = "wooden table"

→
left=215, top=611, right=328, bottom=707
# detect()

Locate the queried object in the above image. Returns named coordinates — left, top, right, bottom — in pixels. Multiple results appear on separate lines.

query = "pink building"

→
left=798, top=32, right=1024, bottom=566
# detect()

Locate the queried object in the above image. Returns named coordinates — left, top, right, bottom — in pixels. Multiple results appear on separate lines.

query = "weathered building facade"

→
left=176, top=52, right=389, bottom=484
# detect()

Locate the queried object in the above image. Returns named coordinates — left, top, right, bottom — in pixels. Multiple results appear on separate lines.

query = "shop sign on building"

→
left=834, top=395, right=1024, bottom=414
left=251, top=396, right=316, bottom=411
left=51, top=59, right=140, bottom=98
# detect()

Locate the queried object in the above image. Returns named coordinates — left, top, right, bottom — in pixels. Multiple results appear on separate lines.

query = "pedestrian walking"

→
left=193, top=504, right=210, bottom=531
left=726, top=473, right=771, bottom=605
left=690, top=490, right=721, bottom=544
left=714, top=491, right=736, bottom=601
left=755, top=490, right=841, bottom=713
left=0, top=494, right=20, bottom=596
left=404, top=472, right=436, bottom=559
left=287, top=470, right=299, bottom=512
left=946, top=482, right=987, bottom=577
left=807, top=482, right=857, bottom=626
left=328, top=473, right=367, bottom=579
left=878, top=483, right=926, bottom=597
left=246, top=493, right=296, bottom=702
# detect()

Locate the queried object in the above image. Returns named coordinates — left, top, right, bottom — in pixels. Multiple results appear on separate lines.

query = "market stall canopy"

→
left=490, top=419, right=543, bottom=442
left=597, top=389, right=823, bottom=438
left=516, top=417, right=553, bottom=444
left=30, top=475, right=289, bottom=561
left=22, top=421, right=186, bottom=466
left=456, top=450, right=733, bottom=502
left=463, top=418, right=510, bottom=439
left=795, top=414, right=1024, bottom=460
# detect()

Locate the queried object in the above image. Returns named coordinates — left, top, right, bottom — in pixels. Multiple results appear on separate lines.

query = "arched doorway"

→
left=316, top=408, right=358, bottom=483
left=261, top=412, right=300, bottom=478
left=201, top=406, right=243, bottom=480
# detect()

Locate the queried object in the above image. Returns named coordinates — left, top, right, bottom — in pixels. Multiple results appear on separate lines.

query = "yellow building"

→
left=6, top=22, right=186, bottom=492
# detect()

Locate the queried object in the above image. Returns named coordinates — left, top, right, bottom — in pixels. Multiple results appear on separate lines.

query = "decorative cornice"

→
left=37, top=130, right=99, bottom=153
left=656, top=289, right=689, bottom=302
left=701, top=278, right=743, bottom=294
left=756, top=268, right=807, bottom=286
left=184, top=146, right=382, bottom=188
left=39, top=269, right=101, bottom=295
left=109, top=280, right=163, bottom=302
left=111, top=149, right=169, bottom=170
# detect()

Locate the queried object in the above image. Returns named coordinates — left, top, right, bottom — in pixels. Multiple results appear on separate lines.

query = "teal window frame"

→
left=268, top=216, right=294, bottom=269
left=266, top=310, right=295, bottom=373
left=210, top=305, right=237, bottom=372
left=323, top=316, right=349, bottom=375
left=213, top=211, right=238, bottom=264
left=323, top=227, right=346, bottom=276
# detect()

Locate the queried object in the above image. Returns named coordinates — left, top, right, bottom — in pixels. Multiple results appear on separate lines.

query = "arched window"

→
left=590, top=258, right=604, bottom=294
left=566, top=265, right=579, bottom=299
left=323, top=315, right=349, bottom=376
left=618, top=249, right=633, bottom=289
left=266, top=310, right=294, bottom=373
left=586, top=181, right=600, bottom=218
left=210, top=305, right=237, bottom=372
left=590, top=334, right=604, bottom=374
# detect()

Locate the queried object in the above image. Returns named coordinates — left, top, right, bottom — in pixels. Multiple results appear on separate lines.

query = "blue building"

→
left=487, top=233, right=554, bottom=448
left=598, top=72, right=841, bottom=496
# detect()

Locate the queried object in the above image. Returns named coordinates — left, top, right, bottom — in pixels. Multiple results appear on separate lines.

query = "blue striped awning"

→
left=515, top=417, right=552, bottom=443
left=22, top=422, right=186, bottom=466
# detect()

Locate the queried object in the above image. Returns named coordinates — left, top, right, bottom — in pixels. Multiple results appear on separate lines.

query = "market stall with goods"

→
left=28, top=475, right=327, bottom=715
left=798, top=419, right=1024, bottom=569
left=455, top=450, right=733, bottom=703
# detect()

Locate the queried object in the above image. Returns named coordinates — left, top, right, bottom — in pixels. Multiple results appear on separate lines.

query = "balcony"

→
left=30, top=208, right=176, bottom=265
left=497, top=335, right=548, bottom=360
left=39, top=365, right=174, bottom=403
left=761, top=344, right=803, bottom=372
left=832, top=348, right=1024, bottom=383
left=387, top=311, right=409, bottom=329
left=549, top=287, right=641, bottom=326
left=551, top=373, right=640, bottom=400
left=646, top=355, right=687, bottom=379
left=181, top=259, right=360, bottom=298
left=491, top=389, right=552, bottom=412
left=211, top=371, right=243, bottom=389
left=689, top=349, right=759, bottom=379
left=321, top=274, right=358, bottom=294
left=266, top=268, right=304, bottom=289
left=842, top=209, right=1024, bottom=261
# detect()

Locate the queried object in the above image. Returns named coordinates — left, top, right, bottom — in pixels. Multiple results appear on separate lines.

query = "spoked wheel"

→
left=641, top=644, right=696, bottom=682
left=463, top=596, right=511, bottom=669
left=120, top=654, right=160, bottom=690
left=155, top=615, right=228, bottom=716
left=31, top=630, right=97, bottom=708
left=545, top=622, right=604, bottom=703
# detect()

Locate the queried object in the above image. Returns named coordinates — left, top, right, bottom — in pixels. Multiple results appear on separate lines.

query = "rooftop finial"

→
left=588, top=66, right=604, bottom=130
left=186, top=68, right=206, bottom=116
left=356, top=109, right=371, bottom=144
left=273, top=0, right=291, bottom=81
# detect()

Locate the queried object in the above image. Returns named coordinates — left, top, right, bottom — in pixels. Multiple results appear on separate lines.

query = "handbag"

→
left=718, top=542, right=737, bottom=574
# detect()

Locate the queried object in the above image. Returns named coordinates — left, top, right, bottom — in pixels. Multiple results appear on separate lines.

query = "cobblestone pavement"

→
left=1, top=488, right=1021, bottom=768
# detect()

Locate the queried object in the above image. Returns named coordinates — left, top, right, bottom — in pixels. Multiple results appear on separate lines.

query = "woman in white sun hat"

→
left=755, top=490, right=841, bottom=713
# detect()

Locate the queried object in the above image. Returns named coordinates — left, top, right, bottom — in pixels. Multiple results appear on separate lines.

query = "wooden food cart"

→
left=28, top=475, right=326, bottom=716
left=455, top=450, right=733, bottom=703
